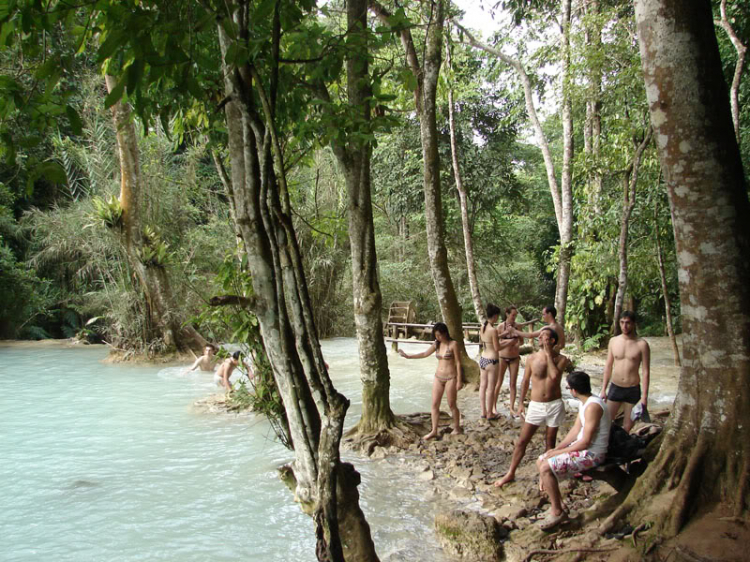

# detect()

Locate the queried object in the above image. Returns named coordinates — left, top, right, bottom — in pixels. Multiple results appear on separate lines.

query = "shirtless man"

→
left=494, top=328, right=570, bottom=487
left=600, top=311, right=650, bottom=433
left=519, top=306, right=566, bottom=352
left=215, top=351, right=253, bottom=393
left=184, top=344, right=218, bottom=373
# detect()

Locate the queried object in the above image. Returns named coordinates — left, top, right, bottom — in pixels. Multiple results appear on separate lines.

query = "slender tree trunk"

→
left=583, top=0, right=603, bottom=213
left=335, top=0, right=395, bottom=433
left=371, top=0, right=479, bottom=382
left=217, top=6, right=378, bottom=559
left=105, top=75, right=205, bottom=352
left=604, top=0, right=750, bottom=537
left=714, top=0, right=747, bottom=144
left=555, top=0, right=574, bottom=329
left=446, top=40, right=485, bottom=324
left=653, top=197, right=681, bottom=367
left=457, top=21, right=574, bottom=326
left=611, top=129, right=652, bottom=335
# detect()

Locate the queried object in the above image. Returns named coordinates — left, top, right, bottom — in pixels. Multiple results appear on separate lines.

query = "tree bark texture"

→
left=583, top=0, right=603, bottom=213
left=216, top=6, right=378, bottom=560
left=372, top=0, right=479, bottom=383
left=714, top=0, right=747, bottom=144
left=653, top=198, right=681, bottom=367
left=611, top=128, right=652, bottom=336
left=334, top=0, right=395, bottom=433
left=446, top=40, right=485, bottom=325
left=609, top=0, right=750, bottom=536
left=555, top=0, right=574, bottom=329
left=105, top=75, right=205, bottom=353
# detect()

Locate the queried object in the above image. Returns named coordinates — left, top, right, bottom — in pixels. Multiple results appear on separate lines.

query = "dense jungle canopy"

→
left=1, top=0, right=748, bottom=560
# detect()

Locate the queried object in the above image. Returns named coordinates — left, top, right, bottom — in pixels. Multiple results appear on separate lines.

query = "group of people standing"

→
left=399, top=305, right=651, bottom=530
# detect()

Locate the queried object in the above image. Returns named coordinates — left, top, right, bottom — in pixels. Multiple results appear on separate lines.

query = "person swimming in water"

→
left=479, top=304, right=501, bottom=420
left=399, top=322, right=463, bottom=439
left=214, top=351, right=253, bottom=393
left=184, top=344, right=218, bottom=374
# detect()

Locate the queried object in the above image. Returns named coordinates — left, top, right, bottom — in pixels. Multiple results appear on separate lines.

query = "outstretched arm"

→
left=184, top=357, right=202, bottom=374
left=399, top=343, right=437, bottom=359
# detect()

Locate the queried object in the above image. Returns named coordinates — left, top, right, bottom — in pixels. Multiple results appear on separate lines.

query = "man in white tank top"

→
left=535, top=371, right=611, bottom=531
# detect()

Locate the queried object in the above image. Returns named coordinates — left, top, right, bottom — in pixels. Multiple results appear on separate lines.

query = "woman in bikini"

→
left=479, top=304, right=501, bottom=420
left=493, top=306, right=523, bottom=416
left=399, top=322, right=463, bottom=439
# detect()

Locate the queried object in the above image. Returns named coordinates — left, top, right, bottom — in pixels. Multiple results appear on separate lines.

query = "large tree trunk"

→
left=371, top=0, right=479, bottom=383
left=611, top=129, right=652, bottom=335
left=446, top=39, right=485, bottom=324
left=604, top=0, right=750, bottom=537
left=217, top=5, right=378, bottom=560
left=105, top=75, right=205, bottom=353
left=337, top=0, right=395, bottom=434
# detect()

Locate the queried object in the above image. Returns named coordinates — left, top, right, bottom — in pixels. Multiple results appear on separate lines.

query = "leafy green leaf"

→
left=104, top=77, right=126, bottom=109
left=65, top=106, right=83, bottom=135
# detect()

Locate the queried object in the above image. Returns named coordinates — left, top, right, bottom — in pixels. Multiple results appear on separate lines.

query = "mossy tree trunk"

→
left=606, top=0, right=750, bottom=536
left=105, top=75, right=205, bottom=353
left=329, top=0, right=395, bottom=434
left=216, top=3, right=378, bottom=560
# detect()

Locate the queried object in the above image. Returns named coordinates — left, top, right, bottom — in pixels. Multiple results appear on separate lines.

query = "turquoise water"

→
left=0, top=340, right=447, bottom=562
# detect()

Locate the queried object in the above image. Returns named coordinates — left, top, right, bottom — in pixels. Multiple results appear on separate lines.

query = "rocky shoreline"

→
left=347, top=380, right=666, bottom=562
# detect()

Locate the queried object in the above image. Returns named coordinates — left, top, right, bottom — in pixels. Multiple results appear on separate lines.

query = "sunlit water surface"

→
left=0, top=339, right=451, bottom=562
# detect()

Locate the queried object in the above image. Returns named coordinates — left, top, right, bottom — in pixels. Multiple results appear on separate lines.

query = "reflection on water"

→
left=0, top=340, right=448, bottom=562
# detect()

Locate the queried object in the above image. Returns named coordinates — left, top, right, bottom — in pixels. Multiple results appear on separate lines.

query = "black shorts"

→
left=607, top=382, right=641, bottom=405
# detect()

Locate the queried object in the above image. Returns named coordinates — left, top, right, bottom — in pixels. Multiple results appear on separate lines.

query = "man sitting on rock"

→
left=536, top=371, right=611, bottom=530
left=494, top=327, right=569, bottom=488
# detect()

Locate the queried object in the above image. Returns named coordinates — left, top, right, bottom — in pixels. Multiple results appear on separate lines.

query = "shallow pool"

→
left=0, top=339, right=447, bottom=562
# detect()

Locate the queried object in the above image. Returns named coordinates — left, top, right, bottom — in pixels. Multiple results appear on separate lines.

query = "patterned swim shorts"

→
left=545, top=449, right=605, bottom=479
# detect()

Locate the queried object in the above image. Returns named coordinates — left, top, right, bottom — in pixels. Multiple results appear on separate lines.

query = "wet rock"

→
left=494, top=504, right=528, bottom=521
left=418, top=470, right=435, bottom=481
left=449, top=486, right=474, bottom=500
left=434, top=510, right=504, bottom=561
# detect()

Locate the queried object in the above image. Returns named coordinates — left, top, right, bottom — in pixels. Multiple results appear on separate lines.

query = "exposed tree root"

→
left=342, top=415, right=424, bottom=455
left=521, top=547, right=618, bottom=562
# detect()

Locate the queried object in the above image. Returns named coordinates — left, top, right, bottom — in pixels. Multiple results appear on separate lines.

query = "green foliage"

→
left=137, top=226, right=171, bottom=267
left=195, top=254, right=291, bottom=448
left=91, top=194, right=123, bottom=228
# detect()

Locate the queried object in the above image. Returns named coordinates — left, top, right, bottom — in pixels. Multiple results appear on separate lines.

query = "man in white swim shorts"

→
left=494, top=328, right=570, bottom=488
